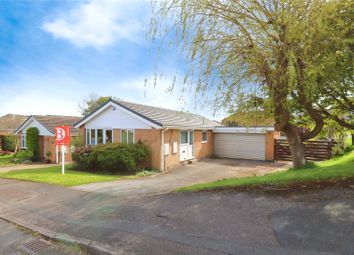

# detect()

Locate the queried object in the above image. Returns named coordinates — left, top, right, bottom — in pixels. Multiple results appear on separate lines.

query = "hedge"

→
left=26, top=127, right=40, bottom=161
left=72, top=143, right=150, bottom=174
left=1, top=135, right=17, bottom=151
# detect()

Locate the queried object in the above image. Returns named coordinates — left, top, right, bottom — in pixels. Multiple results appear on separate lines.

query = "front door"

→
left=180, top=130, right=194, bottom=161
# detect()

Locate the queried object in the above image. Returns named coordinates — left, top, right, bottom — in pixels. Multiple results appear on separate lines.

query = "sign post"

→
left=55, top=126, right=70, bottom=175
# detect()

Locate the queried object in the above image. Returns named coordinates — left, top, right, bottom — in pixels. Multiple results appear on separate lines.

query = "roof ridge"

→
left=33, top=114, right=81, bottom=118
left=115, top=99, right=205, bottom=117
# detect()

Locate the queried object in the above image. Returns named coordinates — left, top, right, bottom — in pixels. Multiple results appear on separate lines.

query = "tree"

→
left=79, top=94, right=112, bottom=116
left=151, top=0, right=353, bottom=168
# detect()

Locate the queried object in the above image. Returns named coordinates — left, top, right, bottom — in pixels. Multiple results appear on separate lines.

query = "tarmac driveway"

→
left=72, top=158, right=288, bottom=197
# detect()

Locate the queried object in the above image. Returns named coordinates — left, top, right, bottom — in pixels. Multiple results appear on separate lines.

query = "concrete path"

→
left=0, top=163, right=51, bottom=173
left=72, top=158, right=288, bottom=197
left=0, top=178, right=353, bottom=255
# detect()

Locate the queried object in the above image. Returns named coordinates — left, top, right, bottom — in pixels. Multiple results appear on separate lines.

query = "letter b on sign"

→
left=55, top=126, right=70, bottom=145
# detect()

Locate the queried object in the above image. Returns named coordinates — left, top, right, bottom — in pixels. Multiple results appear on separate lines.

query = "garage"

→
left=214, top=127, right=275, bottom=161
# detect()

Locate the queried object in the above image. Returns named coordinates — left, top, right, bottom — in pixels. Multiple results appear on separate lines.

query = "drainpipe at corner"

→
left=161, top=128, right=169, bottom=171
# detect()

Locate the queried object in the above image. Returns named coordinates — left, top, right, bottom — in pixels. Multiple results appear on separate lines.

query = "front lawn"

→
left=179, top=150, right=354, bottom=192
left=0, top=154, right=14, bottom=166
left=0, top=165, right=120, bottom=187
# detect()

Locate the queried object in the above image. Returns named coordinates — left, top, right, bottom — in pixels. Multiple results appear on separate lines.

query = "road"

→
left=1, top=177, right=353, bottom=254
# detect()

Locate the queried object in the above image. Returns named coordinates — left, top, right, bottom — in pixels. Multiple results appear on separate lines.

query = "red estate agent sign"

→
left=55, top=126, right=70, bottom=175
left=55, top=126, right=70, bottom=145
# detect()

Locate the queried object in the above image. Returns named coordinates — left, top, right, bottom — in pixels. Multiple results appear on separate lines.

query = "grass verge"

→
left=0, top=155, right=14, bottom=166
left=178, top=150, right=354, bottom=192
left=0, top=165, right=120, bottom=187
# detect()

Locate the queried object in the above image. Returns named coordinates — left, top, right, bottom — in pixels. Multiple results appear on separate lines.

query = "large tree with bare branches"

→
left=151, top=0, right=353, bottom=168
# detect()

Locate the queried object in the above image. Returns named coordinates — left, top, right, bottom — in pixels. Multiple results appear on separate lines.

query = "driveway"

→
left=72, top=158, right=288, bottom=197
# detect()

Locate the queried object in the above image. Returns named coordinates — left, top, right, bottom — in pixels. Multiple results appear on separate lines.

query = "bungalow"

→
left=15, top=115, right=81, bottom=162
left=0, top=114, right=27, bottom=136
left=74, top=99, right=218, bottom=171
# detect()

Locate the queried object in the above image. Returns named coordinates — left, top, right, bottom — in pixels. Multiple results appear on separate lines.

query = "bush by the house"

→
left=72, top=143, right=150, bottom=174
left=26, top=127, right=39, bottom=161
left=0, top=135, right=17, bottom=152
left=12, top=150, right=33, bottom=164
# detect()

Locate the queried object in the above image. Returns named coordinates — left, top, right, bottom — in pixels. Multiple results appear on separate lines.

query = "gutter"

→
left=160, top=128, right=169, bottom=171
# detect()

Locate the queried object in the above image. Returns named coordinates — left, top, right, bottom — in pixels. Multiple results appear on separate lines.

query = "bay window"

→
left=86, top=129, right=113, bottom=145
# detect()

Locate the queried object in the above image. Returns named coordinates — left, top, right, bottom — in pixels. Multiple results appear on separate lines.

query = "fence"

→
left=275, top=139, right=334, bottom=161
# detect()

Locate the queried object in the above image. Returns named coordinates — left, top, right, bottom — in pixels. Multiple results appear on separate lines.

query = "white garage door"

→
left=214, top=133, right=266, bottom=160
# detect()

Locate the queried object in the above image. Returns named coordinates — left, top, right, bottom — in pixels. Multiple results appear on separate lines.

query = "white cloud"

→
left=111, top=75, right=186, bottom=110
left=0, top=73, right=221, bottom=121
left=42, top=0, right=148, bottom=48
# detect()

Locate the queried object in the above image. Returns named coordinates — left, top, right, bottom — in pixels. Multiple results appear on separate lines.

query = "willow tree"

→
left=151, top=0, right=353, bottom=168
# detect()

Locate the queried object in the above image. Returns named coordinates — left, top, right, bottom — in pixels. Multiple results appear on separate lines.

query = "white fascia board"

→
left=74, top=101, right=161, bottom=129
left=164, top=126, right=215, bottom=130
left=213, top=127, right=274, bottom=134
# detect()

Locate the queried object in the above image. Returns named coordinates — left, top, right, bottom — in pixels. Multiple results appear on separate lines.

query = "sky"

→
left=0, top=0, right=225, bottom=121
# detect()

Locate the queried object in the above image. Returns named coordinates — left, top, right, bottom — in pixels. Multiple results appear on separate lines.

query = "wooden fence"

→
left=275, top=139, right=334, bottom=161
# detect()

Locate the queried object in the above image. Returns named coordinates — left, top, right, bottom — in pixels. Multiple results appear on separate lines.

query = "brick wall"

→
left=162, top=129, right=214, bottom=171
left=135, top=129, right=161, bottom=170
left=193, top=130, right=214, bottom=159
left=113, top=129, right=121, bottom=143
left=79, top=126, right=86, bottom=145
left=163, top=129, right=181, bottom=171
left=265, top=131, right=280, bottom=161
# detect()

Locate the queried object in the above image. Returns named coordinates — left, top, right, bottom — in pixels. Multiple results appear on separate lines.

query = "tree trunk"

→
left=283, top=124, right=307, bottom=168
left=352, top=133, right=354, bottom=146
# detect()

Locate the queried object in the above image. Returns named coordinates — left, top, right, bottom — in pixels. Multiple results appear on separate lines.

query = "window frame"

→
left=202, top=130, right=208, bottom=143
left=21, top=133, right=27, bottom=149
left=121, top=129, right=134, bottom=144
left=180, top=130, right=188, bottom=144
left=104, top=129, right=113, bottom=144
left=86, top=128, right=113, bottom=145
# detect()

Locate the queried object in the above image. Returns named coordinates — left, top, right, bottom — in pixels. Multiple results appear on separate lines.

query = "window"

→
left=86, top=129, right=113, bottom=145
left=21, top=134, right=27, bottom=148
left=97, top=129, right=103, bottom=144
left=91, top=129, right=96, bottom=145
left=105, top=130, right=113, bottom=144
left=202, top=131, right=208, bottom=143
left=181, top=131, right=188, bottom=144
left=121, top=129, right=134, bottom=144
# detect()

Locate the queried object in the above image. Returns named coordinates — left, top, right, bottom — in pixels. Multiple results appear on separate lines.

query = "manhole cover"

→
left=20, top=239, right=51, bottom=255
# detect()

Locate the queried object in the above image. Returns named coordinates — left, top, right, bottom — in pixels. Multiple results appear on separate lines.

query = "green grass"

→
left=0, top=165, right=120, bottom=187
left=0, top=154, right=14, bottom=166
left=179, top=150, right=354, bottom=192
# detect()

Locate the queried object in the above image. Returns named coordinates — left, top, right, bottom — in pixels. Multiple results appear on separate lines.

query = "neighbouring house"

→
left=0, top=114, right=28, bottom=151
left=15, top=115, right=81, bottom=162
left=74, top=99, right=218, bottom=171
left=0, top=114, right=28, bottom=135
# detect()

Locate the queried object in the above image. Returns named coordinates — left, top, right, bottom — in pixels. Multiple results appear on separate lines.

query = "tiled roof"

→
left=115, top=100, right=218, bottom=129
left=31, top=115, right=81, bottom=136
left=0, top=114, right=28, bottom=134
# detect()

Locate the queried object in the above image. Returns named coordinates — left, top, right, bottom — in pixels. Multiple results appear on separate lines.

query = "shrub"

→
left=72, top=143, right=150, bottom=174
left=26, top=127, right=39, bottom=161
left=1, top=135, right=17, bottom=151
left=13, top=150, right=33, bottom=164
